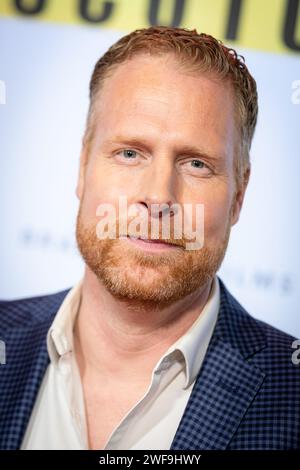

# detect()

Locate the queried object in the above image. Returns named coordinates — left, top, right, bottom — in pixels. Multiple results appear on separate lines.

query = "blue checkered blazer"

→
left=0, top=276, right=299, bottom=450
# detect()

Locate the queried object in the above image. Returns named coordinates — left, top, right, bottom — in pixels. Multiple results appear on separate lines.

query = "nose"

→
left=137, top=160, right=178, bottom=220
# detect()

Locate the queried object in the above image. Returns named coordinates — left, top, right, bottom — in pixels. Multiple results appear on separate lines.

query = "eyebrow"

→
left=104, top=136, right=223, bottom=163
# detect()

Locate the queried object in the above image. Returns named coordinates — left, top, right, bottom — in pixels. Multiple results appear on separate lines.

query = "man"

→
left=0, top=26, right=299, bottom=450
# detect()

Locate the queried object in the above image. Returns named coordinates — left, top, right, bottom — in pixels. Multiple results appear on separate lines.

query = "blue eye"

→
left=191, top=159, right=205, bottom=168
left=121, top=149, right=137, bottom=159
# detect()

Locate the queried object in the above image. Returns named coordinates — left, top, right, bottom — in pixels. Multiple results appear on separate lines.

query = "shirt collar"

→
left=160, top=275, right=220, bottom=389
left=47, top=279, right=83, bottom=365
left=47, top=275, right=220, bottom=389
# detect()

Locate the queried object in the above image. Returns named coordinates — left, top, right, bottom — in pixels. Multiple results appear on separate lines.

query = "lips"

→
left=118, top=234, right=182, bottom=251
left=127, top=236, right=175, bottom=246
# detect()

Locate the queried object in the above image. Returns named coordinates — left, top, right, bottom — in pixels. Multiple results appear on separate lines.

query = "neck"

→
left=74, top=267, right=213, bottom=382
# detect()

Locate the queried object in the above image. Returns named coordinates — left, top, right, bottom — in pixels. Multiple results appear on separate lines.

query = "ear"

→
left=75, top=145, right=89, bottom=201
left=230, top=164, right=251, bottom=226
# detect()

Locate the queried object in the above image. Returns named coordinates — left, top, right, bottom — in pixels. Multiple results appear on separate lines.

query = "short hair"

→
left=83, top=26, right=258, bottom=187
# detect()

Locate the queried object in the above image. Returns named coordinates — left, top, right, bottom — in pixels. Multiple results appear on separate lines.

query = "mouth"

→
left=119, top=235, right=182, bottom=252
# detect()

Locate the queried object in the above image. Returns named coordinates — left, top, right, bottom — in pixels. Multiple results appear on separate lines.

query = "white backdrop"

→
left=0, top=17, right=299, bottom=337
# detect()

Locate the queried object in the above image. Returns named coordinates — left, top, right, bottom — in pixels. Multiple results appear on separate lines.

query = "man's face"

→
left=76, top=54, right=247, bottom=308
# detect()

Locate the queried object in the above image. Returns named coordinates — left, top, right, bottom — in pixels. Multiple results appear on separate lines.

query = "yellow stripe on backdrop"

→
left=0, top=0, right=299, bottom=54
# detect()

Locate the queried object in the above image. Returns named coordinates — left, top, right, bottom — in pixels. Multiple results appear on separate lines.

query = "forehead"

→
left=91, top=54, right=238, bottom=153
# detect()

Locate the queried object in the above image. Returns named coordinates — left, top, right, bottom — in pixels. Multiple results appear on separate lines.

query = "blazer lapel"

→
left=0, top=289, right=70, bottom=449
left=170, top=277, right=267, bottom=450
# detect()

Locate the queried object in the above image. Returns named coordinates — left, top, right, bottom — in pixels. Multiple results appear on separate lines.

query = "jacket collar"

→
left=0, top=289, right=71, bottom=450
left=170, top=276, right=267, bottom=450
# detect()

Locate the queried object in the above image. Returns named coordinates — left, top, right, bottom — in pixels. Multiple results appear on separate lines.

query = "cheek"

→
left=81, top=164, right=133, bottom=223
left=205, top=196, right=233, bottom=241
left=189, top=186, right=234, bottom=243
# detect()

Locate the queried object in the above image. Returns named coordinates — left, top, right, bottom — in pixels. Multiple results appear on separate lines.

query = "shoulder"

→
left=251, top=316, right=299, bottom=377
left=216, top=282, right=300, bottom=448
left=0, top=288, right=71, bottom=332
left=217, top=276, right=299, bottom=372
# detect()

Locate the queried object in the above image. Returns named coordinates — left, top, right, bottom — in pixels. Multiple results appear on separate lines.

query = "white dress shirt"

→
left=21, top=275, right=220, bottom=450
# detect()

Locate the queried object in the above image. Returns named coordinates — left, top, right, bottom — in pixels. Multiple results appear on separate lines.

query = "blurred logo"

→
left=0, top=80, right=6, bottom=105
left=291, top=339, right=300, bottom=365
left=291, top=80, right=300, bottom=104
left=0, top=340, right=6, bottom=365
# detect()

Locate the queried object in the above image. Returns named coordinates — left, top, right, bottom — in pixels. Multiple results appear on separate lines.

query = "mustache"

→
left=120, top=234, right=185, bottom=248
left=115, top=220, right=189, bottom=248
